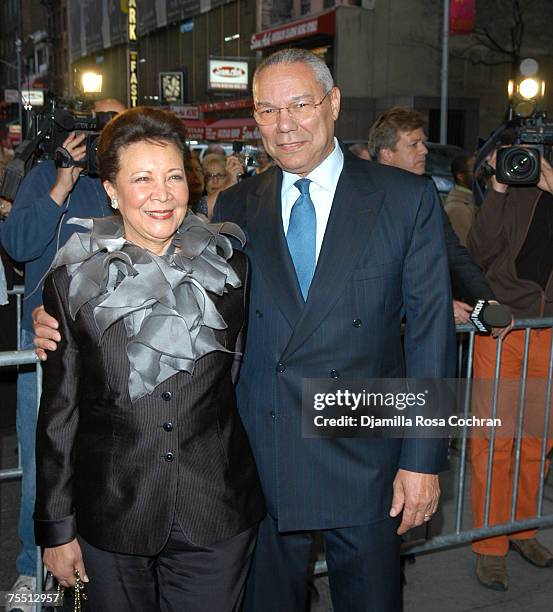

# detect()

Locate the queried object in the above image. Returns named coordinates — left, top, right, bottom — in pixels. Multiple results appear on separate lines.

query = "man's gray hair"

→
left=254, top=48, right=334, bottom=92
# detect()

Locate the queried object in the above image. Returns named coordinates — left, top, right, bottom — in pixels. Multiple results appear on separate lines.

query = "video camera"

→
left=0, top=98, right=115, bottom=201
left=495, top=112, right=553, bottom=185
left=35, top=108, right=114, bottom=175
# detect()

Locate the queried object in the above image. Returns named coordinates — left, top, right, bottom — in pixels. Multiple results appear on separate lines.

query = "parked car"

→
left=425, top=142, right=465, bottom=196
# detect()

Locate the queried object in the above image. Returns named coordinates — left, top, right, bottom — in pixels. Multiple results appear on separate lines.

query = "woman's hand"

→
left=43, top=539, right=89, bottom=587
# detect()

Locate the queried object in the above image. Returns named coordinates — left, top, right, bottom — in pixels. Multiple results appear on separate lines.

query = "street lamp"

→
left=507, top=58, right=545, bottom=119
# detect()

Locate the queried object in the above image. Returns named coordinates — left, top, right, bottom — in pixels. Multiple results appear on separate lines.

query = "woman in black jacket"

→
left=34, top=107, right=264, bottom=611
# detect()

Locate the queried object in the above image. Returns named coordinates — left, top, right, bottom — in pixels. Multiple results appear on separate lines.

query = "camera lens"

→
left=502, top=148, right=538, bottom=180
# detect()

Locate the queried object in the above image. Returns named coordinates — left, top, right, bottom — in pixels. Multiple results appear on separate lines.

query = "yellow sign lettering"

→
left=129, top=51, right=138, bottom=107
left=128, top=1, right=137, bottom=41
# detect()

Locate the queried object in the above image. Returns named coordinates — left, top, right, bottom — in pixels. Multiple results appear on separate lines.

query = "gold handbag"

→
left=56, top=570, right=87, bottom=611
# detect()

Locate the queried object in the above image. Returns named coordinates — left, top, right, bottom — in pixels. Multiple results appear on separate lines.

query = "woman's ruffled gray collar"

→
left=53, top=214, right=246, bottom=402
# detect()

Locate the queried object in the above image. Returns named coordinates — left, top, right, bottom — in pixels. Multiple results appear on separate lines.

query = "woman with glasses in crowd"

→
left=201, top=153, right=244, bottom=218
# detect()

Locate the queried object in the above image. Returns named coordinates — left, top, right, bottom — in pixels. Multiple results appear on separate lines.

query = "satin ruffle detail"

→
left=53, top=214, right=245, bottom=401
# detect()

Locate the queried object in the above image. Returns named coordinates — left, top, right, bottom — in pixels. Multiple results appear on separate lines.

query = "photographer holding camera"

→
left=0, top=98, right=124, bottom=609
left=467, top=146, right=553, bottom=591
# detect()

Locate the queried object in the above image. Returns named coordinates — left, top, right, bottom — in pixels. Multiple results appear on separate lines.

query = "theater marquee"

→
left=208, top=59, right=248, bottom=91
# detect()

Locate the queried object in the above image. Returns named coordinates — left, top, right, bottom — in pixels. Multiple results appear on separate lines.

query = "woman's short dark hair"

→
left=97, top=107, right=189, bottom=183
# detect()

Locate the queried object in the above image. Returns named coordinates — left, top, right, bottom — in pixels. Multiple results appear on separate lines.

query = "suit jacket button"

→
left=165, top=452, right=174, bottom=462
left=276, top=363, right=286, bottom=373
left=255, top=309, right=263, bottom=318
left=353, top=319, right=362, bottom=327
left=270, top=411, right=275, bottom=419
left=330, top=370, right=340, bottom=379
left=162, top=391, right=172, bottom=401
left=163, top=422, right=173, bottom=432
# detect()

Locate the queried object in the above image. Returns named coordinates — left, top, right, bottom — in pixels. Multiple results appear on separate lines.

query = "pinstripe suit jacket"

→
left=34, top=250, right=265, bottom=555
left=214, top=150, right=456, bottom=532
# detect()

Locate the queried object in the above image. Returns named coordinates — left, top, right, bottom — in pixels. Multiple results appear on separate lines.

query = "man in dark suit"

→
left=367, top=106, right=497, bottom=325
left=34, top=50, right=456, bottom=611
left=213, top=49, right=456, bottom=611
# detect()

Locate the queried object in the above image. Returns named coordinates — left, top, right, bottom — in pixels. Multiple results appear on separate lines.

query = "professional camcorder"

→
left=35, top=107, right=114, bottom=175
left=495, top=112, right=553, bottom=185
left=0, top=99, right=115, bottom=201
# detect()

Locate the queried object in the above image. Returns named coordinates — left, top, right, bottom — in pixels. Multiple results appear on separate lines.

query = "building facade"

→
left=2, top=0, right=552, bottom=148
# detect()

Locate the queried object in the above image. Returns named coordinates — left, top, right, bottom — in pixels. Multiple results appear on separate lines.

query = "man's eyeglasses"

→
left=253, top=89, right=334, bottom=126
left=205, top=172, right=226, bottom=180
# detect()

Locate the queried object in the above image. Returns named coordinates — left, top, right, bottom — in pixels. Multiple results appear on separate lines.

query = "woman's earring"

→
left=111, top=198, right=118, bottom=210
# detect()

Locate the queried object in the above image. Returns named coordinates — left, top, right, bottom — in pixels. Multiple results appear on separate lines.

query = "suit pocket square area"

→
left=352, top=259, right=402, bottom=281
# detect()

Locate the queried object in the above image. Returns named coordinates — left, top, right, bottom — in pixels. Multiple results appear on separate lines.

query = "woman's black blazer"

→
left=34, top=250, right=265, bottom=555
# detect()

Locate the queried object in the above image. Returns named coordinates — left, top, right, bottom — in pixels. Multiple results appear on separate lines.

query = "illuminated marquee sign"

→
left=208, top=59, right=248, bottom=91
left=128, top=0, right=138, bottom=107
left=129, top=51, right=138, bottom=107
left=128, top=0, right=137, bottom=41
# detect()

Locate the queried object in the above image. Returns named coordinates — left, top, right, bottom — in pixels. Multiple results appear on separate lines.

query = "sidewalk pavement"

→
left=312, top=446, right=553, bottom=612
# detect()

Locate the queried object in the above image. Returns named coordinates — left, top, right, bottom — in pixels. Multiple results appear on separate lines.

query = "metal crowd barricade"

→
left=406, top=316, right=553, bottom=554
left=9, top=285, right=24, bottom=351
left=314, top=317, right=553, bottom=574
left=3, top=298, right=553, bottom=590
left=0, top=286, right=27, bottom=481
left=1, top=285, right=44, bottom=610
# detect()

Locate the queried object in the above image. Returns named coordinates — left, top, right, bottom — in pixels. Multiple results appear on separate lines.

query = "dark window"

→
left=428, top=108, right=465, bottom=148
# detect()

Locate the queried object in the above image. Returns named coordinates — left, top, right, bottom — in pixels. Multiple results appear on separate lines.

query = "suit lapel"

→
left=281, top=159, right=385, bottom=360
left=247, top=168, right=304, bottom=329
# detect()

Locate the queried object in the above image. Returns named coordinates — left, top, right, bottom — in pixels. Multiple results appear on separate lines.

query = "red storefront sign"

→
left=205, top=119, right=260, bottom=141
left=449, top=0, right=476, bottom=35
left=198, top=98, right=253, bottom=113
left=170, top=105, right=200, bottom=119
left=182, top=119, right=209, bottom=140
left=250, top=9, right=336, bottom=51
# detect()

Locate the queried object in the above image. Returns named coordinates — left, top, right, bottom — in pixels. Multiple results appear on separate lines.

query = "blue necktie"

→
left=286, top=178, right=316, bottom=300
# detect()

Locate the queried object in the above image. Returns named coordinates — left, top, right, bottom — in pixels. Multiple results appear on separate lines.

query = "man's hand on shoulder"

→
left=32, top=305, right=60, bottom=361
left=389, top=468, right=440, bottom=535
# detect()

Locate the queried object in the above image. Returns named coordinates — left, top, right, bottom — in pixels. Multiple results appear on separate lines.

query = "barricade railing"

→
left=1, top=286, right=27, bottom=481
left=315, top=317, right=553, bottom=574
left=0, top=348, right=43, bottom=609
left=3, top=285, right=42, bottom=609
left=405, top=317, right=553, bottom=555
left=7, top=285, right=24, bottom=351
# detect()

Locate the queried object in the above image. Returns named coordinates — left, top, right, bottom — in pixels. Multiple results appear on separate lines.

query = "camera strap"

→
left=54, top=146, right=77, bottom=169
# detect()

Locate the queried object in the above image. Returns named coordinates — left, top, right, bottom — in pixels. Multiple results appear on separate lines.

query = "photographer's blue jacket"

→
left=0, top=161, right=111, bottom=332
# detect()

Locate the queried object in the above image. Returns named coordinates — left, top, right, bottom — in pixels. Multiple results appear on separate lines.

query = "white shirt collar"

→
left=281, top=138, right=343, bottom=196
